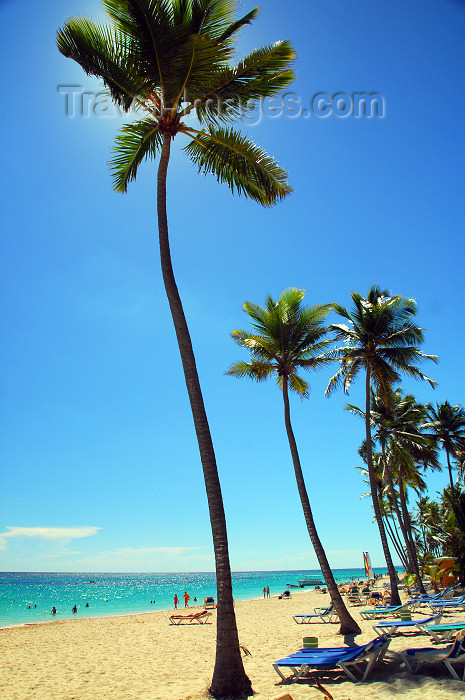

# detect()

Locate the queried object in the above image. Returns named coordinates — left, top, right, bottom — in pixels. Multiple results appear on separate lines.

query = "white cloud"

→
left=0, top=526, right=101, bottom=550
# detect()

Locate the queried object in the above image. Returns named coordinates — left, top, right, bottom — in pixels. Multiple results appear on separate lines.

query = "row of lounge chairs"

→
left=272, top=630, right=465, bottom=684
left=283, top=583, right=465, bottom=684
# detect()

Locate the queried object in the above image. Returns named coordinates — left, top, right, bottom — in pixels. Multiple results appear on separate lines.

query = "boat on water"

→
left=298, top=574, right=324, bottom=587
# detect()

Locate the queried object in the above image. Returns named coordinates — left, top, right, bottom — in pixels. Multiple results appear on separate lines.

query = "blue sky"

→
left=1, top=0, right=464, bottom=573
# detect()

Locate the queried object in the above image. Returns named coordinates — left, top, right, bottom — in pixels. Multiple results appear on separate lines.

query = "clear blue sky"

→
left=1, top=0, right=464, bottom=572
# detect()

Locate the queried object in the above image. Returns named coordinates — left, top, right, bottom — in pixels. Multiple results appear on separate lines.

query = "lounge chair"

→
left=424, top=621, right=465, bottom=642
left=412, top=588, right=453, bottom=604
left=359, top=600, right=415, bottom=620
left=372, top=612, right=443, bottom=637
left=400, top=629, right=465, bottom=681
left=430, top=594, right=465, bottom=613
left=347, top=593, right=363, bottom=606
left=272, top=635, right=391, bottom=683
left=293, top=603, right=339, bottom=624
left=169, top=610, right=212, bottom=625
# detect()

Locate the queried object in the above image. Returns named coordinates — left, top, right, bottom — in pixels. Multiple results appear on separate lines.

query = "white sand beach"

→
left=1, top=585, right=464, bottom=700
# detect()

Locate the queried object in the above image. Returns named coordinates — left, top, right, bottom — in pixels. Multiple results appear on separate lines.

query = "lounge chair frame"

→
left=424, top=622, right=465, bottom=643
left=400, top=629, right=465, bottom=681
left=293, top=603, right=339, bottom=624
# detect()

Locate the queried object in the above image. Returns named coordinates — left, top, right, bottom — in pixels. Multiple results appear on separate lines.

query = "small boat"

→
left=298, top=575, right=324, bottom=587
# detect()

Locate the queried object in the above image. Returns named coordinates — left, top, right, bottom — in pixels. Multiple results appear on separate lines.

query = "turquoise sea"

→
left=0, top=568, right=392, bottom=628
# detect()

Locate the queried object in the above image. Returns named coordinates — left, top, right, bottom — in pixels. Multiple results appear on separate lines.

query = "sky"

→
left=1, top=0, right=464, bottom=573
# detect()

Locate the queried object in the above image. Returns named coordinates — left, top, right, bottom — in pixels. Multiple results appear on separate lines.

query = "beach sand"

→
left=1, top=585, right=464, bottom=700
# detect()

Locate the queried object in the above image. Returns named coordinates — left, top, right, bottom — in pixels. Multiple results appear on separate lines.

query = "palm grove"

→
left=56, top=1, right=464, bottom=698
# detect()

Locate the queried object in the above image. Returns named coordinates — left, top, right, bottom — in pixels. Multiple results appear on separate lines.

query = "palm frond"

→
left=184, top=126, right=291, bottom=205
left=57, top=17, right=146, bottom=110
left=216, top=6, right=259, bottom=42
left=193, top=40, right=295, bottom=125
left=288, top=372, right=309, bottom=398
left=226, top=359, right=274, bottom=382
left=110, top=118, right=163, bottom=191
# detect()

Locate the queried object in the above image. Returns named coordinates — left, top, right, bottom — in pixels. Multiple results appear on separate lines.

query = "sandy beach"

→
left=1, top=585, right=464, bottom=700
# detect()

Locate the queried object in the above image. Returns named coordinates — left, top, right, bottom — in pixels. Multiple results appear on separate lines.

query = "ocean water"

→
left=0, top=568, right=391, bottom=628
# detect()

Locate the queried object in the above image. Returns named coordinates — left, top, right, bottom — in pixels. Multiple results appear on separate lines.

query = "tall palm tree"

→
left=424, top=401, right=465, bottom=503
left=57, top=2, right=295, bottom=696
left=326, top=285, right=437, bottom=606
left=348, top=390, right=438, bottom=593
left=227, top=288, right=361, bottom=635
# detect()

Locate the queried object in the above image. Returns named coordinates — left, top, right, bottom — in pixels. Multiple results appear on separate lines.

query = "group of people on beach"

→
left=262, top=586, right=270, bottom=598
left=173, top=591, right=197, bottom=609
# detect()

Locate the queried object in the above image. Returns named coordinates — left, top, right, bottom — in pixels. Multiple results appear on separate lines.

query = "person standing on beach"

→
left=183, top=591, right=190, bottom=608
left=266, top=586, right=270, bottom=598
left=174, top=594, right=179, bottom=610
left=263, top=587, right=266, bottom=598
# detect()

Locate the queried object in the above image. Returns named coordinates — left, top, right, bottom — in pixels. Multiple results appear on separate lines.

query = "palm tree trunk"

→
left=281, top=377, right=361, bottom=636
left=157, top=132, right=252, bottom=698
left=381, top=450, right=416, bottom=575
left=383, top=514, right=409, bottom=570
left=365, top=368, right=401, bottom=605
left=382, top=454, right=425, bottom=590
left=446, top=448, right=456, bottom=503
left=397, top=468, right=426, bottom=593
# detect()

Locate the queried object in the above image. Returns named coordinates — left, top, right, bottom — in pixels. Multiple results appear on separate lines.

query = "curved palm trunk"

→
left=446, top=449, right=456, bottom=504
left=383, top=514, right=409, bottom=570
left=282, top=377, right=361, bottom=636
left=365, top=368, right=401, bottom=606
left=157, top=133, right=252, bottom=698
left=381, top=449, right=415, bottom=574
left=382, top=452, right=425, bottom=591
left=397, top=467, right=426, bottom=594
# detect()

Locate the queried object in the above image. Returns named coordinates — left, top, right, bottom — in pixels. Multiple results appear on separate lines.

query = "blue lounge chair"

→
left=400, top=629, right=465, bottom=681
left=372, top=612, right=442, bottom=637
left=359, top=600, right=416, bottom=620
left=272, top=635, right=391, bottom=683
left=412, top=587, right=453, bottom=604
left=430, top=594, right=465, bottom=613
left=293, top=603, right=339, bottom=624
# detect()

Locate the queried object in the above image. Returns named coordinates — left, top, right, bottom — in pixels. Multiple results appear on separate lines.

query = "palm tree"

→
left=326, top=285, right=437, bottom=605
left=57, top=2, right=295, bottom=696
left=424, top=401, right=465, bottom=503
left=227, top=288, right=361, bottom=635
left=348, top=390, right=439, bottom=593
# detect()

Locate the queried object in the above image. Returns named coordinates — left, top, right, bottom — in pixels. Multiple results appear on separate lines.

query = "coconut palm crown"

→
left=57, top=0, right=295, bottom=203
left=326, top=285, right=437, bottom=399
left=424, top=401, right=465, bottom=498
